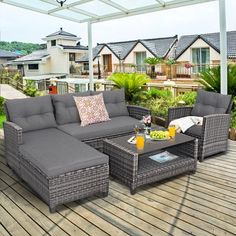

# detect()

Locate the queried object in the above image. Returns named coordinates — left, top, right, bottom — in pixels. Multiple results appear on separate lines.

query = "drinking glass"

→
left=168, top=125, right=176, bottom=138
left=136, top=133, right=145, bottom=150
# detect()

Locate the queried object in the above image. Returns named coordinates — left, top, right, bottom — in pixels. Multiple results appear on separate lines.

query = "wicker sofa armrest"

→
left=3, top=121, right=23, bottom=155
left=202, top=114, right=231, bottom=141
left=167, top=106, right=193, bottom=126
left=127, top=105, right=150, bottom=120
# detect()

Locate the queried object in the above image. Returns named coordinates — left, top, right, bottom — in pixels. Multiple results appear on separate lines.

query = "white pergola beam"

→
left=219, top=0, right=227, bottom=95
left=155, top=0, right=165, bottom=6
left=1, top=0, right=217, bottom=24
left=99, top=0, right=128, bottom=13
left=43, top=0, right=98, bottom=18
left=69, top=7, right=99, bottom=18
left=1, top=0, right=84, bottom=23
left=66, top=0, right=94, bottom=7
left=1, top=0, right=47, bottom=14
left=50, top=12, right=82, bottom=22
left=87, top=22, right=94, bottom=91
left=80, top=0, right=216, bottom=23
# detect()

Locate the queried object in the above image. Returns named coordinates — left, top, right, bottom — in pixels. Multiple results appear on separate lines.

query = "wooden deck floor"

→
left=1, top=135, right=236, bottom=236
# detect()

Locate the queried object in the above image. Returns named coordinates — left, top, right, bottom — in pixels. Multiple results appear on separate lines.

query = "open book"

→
left=149, top=151, right=178, bottom=163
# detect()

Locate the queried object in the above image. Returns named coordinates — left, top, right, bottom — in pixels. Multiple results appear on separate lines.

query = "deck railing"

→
left=113, top=63, right=221, bottom=79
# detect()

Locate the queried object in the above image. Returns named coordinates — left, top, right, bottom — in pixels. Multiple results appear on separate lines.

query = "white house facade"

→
left=77, top=36, right=178, bottom=75
left=175, top=31, right=236, bottom=74
left=13, top=28, right=88, bottom=76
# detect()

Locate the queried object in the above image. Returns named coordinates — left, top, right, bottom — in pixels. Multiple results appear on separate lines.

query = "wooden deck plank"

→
left=163, top=181, right=236, bottom=214
left=0, top=205, right=30, bottom=236
left=88, top=197, right=168, bottom=236
left=152, top=183, right=236, bottom=229
left=12, top=183, right=90, bottom=236
left=65, top=201, right=130, bottom=236
left=104, top=190, right=192, bottom=236
left=3, top=187, right=69, bottom=236
left=79, top=201, right=149, bottom=236
left=111, top=181, right=234, bottom=236
left=1, top=136, right=236, bottom=236
left=0, top=192, right=49, bottom=236
left=173, top=177, right=236, bottom=206
left=0, top=223, right=11, bottom=236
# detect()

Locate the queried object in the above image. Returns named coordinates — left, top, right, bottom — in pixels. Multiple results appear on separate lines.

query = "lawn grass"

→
left=0, top=114, right=6, bottom=129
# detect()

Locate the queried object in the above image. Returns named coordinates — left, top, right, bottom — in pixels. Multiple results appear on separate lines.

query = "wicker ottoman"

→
left=5, top=126, right=109, bottom=212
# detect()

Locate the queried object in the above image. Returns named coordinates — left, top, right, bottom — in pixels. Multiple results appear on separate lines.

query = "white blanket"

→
left=169, top=116, right=203, bottom=133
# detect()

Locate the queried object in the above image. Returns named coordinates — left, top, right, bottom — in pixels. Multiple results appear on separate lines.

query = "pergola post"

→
left=87, top=22, right=94, bottom=91
left=219, top=0, right=227, bottom=95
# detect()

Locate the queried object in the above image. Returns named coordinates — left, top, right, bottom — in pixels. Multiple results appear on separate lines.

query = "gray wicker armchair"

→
left=167, top=90, right=232, bottom=162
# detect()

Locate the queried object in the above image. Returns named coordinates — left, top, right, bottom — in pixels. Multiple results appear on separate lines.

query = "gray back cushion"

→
left=92, top=88, right=129, bottom=117
left=51, top=91, right=91, bottom=125
left=5, top=96, right=57, bottom=132
left=191, top=90, right=232, bottom=117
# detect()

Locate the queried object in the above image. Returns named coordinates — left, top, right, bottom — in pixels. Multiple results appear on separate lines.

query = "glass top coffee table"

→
left=103, top=133, right=198, bottom=194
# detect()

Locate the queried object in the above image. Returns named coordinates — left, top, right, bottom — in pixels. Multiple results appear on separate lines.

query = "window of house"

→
left=28, top=64, right=39, bottom=70
left=84, top=63, right=89, bottom=71
left=51, top=40, right=56, bottom=46
left=135, top=52, right=147, bottom=72
left=192, top=48, right=210, bottom=73
left=69, top=53, right=76, bottom=61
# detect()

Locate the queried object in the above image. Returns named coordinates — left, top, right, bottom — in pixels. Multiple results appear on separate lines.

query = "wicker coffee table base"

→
left=104, top=138, right=198, bottom=194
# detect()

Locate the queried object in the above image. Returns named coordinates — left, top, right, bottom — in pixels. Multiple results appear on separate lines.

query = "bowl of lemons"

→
left=150, top=130, right=170, bottom=141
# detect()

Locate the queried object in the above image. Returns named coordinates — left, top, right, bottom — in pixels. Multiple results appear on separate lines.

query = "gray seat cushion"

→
left=58, top=116, right=139, bottom=141
left=5, top=96, right=56, bottom=132
left=51, top=91, right=91, bottom=125
left=19, top=128, right=108, bottom=177
left=92, top=88, right=129, bottom=118
left=191, top=90, right=232, bottom=117
left=185, top=125, right=202, bottom=139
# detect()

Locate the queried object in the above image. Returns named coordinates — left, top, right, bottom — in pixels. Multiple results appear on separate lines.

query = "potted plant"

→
left=144, top=57, right=163, bottom=78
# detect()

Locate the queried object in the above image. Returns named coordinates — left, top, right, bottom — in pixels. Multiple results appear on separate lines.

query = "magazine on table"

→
left=149, top=151, right=178, bottom=163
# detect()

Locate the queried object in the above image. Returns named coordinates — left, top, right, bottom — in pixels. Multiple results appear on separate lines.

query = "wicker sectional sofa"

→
left=4, top=88, right=150, bottom=212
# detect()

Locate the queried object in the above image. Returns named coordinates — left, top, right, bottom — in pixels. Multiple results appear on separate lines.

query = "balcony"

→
left=113, top=63, right=221, bottom=80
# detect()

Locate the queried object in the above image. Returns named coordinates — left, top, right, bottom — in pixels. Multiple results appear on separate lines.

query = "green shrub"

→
left=132, top=88, right=172, bottom=103
left=137, top=91, right=196, bottom=119
left=0, top=96, right=5, bottom=115
left=148, top=98, right=178, bottom=118
left=24, top=80, right=38, bottom=97
left=231, top=96, right=236, bottom=128
left=0, top=114, right=6, bottom=129
left=176, top=91, right=197, bottom=105
left=231, top=111, right=236, bottom=128
left=146, top=89, right=172, bottom=100
left=108, top=73, right=151, bottom=102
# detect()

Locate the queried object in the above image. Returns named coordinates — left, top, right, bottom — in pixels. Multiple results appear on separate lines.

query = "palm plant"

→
left=108, top=73, right=151, bottom=102
left=144, top=57, right=163, bottom=78
left=199, top=64, right=236, bottom=96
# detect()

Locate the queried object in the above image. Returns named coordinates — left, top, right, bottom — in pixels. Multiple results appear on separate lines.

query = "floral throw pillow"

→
left=74, top=93, right=110, bottom=126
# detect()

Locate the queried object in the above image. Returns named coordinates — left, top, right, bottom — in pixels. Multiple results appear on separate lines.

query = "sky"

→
left=0, top=0, right=236, bottom=46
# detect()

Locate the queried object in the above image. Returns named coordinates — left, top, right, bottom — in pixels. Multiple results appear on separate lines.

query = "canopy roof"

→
left=1, top=0, right=215, bottom=24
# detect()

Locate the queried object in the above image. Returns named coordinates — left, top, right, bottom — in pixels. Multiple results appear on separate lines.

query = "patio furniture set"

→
left=3, top=88, right=232, bottom=212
